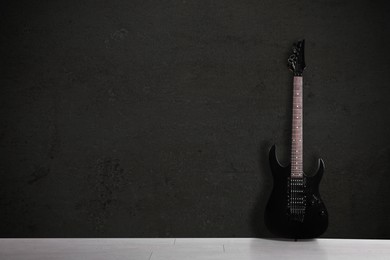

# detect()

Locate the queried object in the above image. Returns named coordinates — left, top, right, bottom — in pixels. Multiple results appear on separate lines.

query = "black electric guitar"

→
left=264, top=40, right=328, bottom=239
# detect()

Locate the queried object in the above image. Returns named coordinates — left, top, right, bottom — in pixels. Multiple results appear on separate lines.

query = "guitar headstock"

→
left=288, top=40, right=305, bottom=76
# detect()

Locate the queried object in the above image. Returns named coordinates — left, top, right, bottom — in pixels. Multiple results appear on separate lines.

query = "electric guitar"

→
left=264, top=40, right=328, bottom=239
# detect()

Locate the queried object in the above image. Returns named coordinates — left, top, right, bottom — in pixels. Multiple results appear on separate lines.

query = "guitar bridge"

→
left=287, top=177, right=307, bottom=222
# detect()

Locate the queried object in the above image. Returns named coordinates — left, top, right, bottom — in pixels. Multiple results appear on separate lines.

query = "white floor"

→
left=0, top=238, right=389, bottom=260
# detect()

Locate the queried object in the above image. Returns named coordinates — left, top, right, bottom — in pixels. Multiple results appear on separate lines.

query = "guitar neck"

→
left=291, top=76, right=303, bottom=178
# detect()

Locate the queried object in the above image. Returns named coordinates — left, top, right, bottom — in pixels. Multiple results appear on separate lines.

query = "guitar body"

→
left=265, top=145, right=328, bottom=239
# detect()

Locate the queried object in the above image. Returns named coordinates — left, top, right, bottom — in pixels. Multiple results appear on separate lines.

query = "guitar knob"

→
left=311, top=195, right=320, bottom=205
left=319, top=210, right=326, bottom=216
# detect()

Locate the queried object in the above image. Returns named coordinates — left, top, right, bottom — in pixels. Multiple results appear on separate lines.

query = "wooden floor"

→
left=0, top=238, right=389, bottom=259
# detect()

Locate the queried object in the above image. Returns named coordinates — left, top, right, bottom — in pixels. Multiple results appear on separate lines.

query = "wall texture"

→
left=1, top=0, right=390, bottom=238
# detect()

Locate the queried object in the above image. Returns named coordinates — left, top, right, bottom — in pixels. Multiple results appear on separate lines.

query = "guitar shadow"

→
left=249, top=238, right=329, bottom=259
left=250, top=140, right=275, bottom=238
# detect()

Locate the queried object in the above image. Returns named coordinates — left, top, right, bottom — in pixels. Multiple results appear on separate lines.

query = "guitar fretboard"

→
left=291, top=76, right=303, bottom=178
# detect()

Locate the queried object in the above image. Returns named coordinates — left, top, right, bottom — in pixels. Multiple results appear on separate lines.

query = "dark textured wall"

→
left=1, top=0, right=390, bottom=238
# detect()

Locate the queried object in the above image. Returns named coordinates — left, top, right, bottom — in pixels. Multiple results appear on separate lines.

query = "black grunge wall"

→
left=1, top=0, right=390, bottom=238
